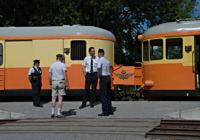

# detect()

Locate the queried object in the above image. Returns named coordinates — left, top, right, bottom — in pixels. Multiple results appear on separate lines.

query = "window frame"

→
left=143, top=41, right=149, bottom=61
left=150, top=39, right=163, bottom=60
left=166, top=38, right=183, bottom=60
left=0, top=43, right=3, bottom=65
left=70, top=40, right=86, bottom=60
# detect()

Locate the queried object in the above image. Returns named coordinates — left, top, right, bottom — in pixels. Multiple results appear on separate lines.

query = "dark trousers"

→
left=100, top=76, right=112, bottom=114
left=82, top=73, right=98, bottom=106
left=31, top=81, right=41, bottom=106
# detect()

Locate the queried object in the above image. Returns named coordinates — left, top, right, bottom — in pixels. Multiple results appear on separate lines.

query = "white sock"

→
left=57, top=108, right=61, bottom=115
left=51, top=107, right=55, bottom=115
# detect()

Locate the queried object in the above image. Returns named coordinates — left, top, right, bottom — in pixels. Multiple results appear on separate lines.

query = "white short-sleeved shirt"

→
left=28, top=66, right=40, bottom=76
left=98, top=57, right=110, bottom=76
left=49, top=60, right=67, bottom=81
left=83, top=56, right=99, bottom=73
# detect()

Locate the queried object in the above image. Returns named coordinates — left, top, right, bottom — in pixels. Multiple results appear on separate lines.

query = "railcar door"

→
left=0, top=40, right=5, bottom=93
left=195, top=36, right=200, bottom=91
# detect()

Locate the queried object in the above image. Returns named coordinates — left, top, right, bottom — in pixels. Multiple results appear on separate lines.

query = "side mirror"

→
left=64, top=48, right=70, bottom=55
left=185, top=45, right=192, bottom=53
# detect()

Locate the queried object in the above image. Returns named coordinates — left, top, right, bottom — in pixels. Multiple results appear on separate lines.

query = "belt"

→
left=52, top=79, right=65, bottom=81
left=101, top=75, right=110, bottom=77
left=86, top=72, right=97, bottom=74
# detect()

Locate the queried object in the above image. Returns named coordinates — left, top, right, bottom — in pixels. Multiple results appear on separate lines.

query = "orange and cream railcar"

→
left=0, top=25, right=116, bottom=95
left=0, top=25, right=142, bottom=96
left=141, top=20, right=200, bottom=97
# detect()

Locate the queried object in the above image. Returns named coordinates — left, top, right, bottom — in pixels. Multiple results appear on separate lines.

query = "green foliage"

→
left=122, top=0, right=196, bottom=25
left=120, top=0, right=196, bottom=65
left=0, top=0, right=197, bottom=65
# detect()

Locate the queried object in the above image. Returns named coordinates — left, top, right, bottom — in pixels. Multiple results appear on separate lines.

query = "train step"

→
left=146, top=119, right=200, bottom=139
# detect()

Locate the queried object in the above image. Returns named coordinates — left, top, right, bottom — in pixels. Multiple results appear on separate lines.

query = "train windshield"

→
left=150, top=39, right=163, bottom=60
left=166, top=38, right=183, bottom=59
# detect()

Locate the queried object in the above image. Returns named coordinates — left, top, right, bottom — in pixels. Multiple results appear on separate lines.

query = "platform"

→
left=1, top=101, right=200, bottom=140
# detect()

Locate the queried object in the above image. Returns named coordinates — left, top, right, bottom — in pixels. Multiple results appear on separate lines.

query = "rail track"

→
left=0, top=118, right=158, bottom=137
left=3, top=118, right=200, bottom=139
left=146, top=119, right=200, bottom=139
left=0, top=119, right=18, bottom=125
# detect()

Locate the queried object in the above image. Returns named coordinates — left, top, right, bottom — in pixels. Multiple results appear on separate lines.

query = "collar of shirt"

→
left=99, top=56, right=104, bottom=60
left=89, top=55, right=96, bottom=59
left=56, top=60, right=62, bottom=63
left=33, top=66, right=39, bottom=71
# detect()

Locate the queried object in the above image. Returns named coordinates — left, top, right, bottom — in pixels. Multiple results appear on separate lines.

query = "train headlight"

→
left=144, top=80, right=154, bottom=87
left=137, top=35, right=144, bottom=41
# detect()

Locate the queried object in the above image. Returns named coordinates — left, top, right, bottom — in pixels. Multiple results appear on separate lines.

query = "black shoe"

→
left=98, top=113, right=109, bottom=116
left=38, top=104, right=43, bottom=107
left=51, top=114, right=55, bottom=118
left=79, top=105, right=86, bottom=109
left=90, top=104, right=94, bottom=108
left=109, top=112, right=114, bottom=115
left=34, top=104, right=43, bottom=107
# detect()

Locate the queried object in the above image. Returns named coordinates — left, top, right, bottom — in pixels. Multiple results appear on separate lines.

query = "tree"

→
left=120, top=0, right=196, bottom=65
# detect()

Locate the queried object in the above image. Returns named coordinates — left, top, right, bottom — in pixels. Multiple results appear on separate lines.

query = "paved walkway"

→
left=1, top=101, right=200, bottom=119
left=1, top=101, right=200, bottom=140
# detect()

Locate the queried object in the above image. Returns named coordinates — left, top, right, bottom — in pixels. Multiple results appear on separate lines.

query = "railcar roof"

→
left=144, top=20, right=200, bottom=36
left=0, top=25, right=115, bottom=40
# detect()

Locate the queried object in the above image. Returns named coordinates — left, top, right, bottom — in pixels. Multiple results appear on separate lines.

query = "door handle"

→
left=192, top=51, right=195, bottom=73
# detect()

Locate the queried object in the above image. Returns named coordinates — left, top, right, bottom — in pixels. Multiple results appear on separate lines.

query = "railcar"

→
left=0, top=25, right=142, bottom=96
left=140, top=19, right=200, bottom=98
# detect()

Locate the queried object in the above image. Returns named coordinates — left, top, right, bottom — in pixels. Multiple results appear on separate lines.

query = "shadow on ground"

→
left=62, top=109, right=76, bottom=116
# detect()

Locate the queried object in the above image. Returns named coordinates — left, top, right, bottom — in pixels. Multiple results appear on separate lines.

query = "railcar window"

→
left=0, top=44, right=3, bottom=65
left=150, top=39, right=163, bottom=60
left=143, top=41, right=149, bottom=61
left=71, top=41, right=86, bottom=60
left=166, top=38, right=183, bottom=59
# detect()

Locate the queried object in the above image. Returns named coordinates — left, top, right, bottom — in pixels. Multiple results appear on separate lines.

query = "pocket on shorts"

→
left=58, top=81, right=65, bottom=89
left=52, top=81, right=58, bottom=89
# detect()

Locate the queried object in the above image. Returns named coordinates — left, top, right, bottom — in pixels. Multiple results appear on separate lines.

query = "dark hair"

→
left=56, top=54, right=64, bottom=60
left=98, top=49, right=104, bottom=54
left=33, top=59, right=40, bottom=65
left=89, top=47, right=95, bottom=52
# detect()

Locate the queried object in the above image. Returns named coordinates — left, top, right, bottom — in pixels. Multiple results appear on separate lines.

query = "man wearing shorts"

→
left=49, top=54, right=69, bottom=118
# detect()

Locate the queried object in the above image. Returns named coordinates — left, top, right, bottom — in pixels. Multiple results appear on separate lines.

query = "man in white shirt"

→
left=79, top=47, right=99, bottom=109
left=49, top=54, right=69, bottom=118
left=28, top=59, right=42, bottom=107
left=97, top=49, right=113, bottom=116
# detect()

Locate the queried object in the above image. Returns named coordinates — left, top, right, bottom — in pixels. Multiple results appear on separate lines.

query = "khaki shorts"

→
left=51, top=80, right=66, bottom=96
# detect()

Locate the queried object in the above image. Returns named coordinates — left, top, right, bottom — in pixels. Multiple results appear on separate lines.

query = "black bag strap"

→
left=32, top=66, right=39, bottom=73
